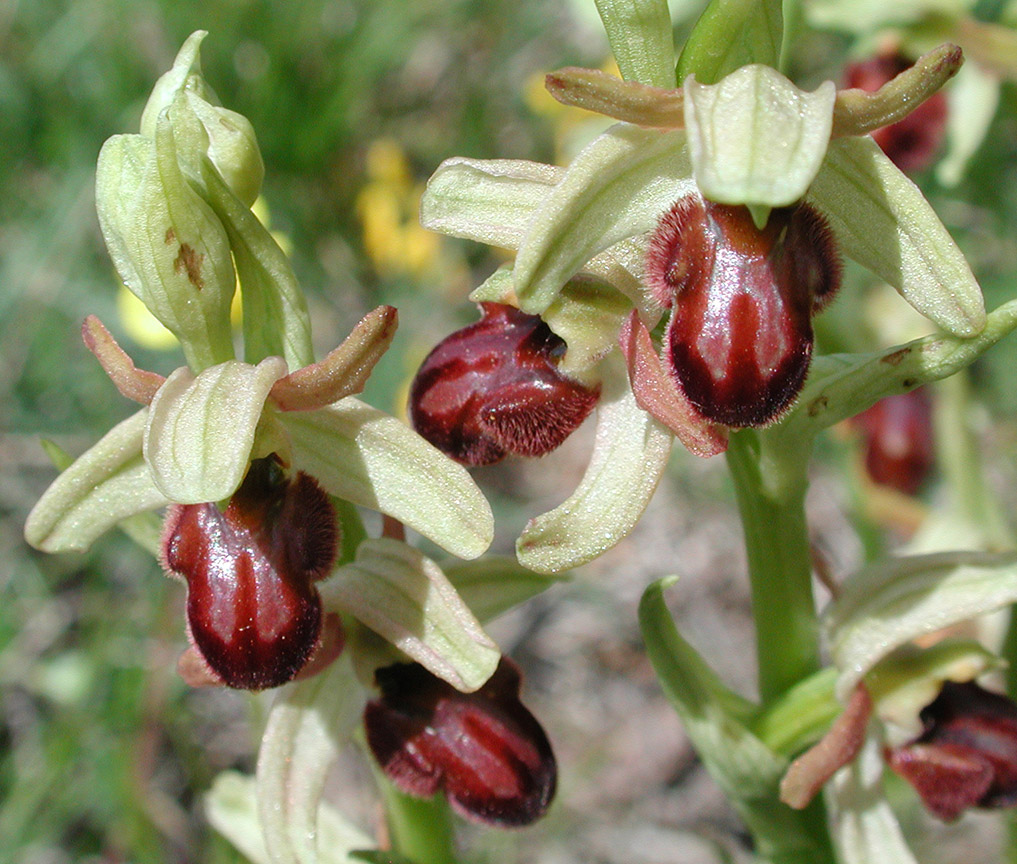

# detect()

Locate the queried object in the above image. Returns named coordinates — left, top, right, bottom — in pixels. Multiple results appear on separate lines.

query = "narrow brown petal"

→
left=81, top=315, right=166, bottom=404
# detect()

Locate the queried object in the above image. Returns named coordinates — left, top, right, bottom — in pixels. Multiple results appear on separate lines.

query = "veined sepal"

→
left=822, top=549, right=1017, bottom=701
left=95, top=124, right=237, bottom=371
left=282, top=398, right=494, bottom=560
left=320, top=538, right=500, bottom=693
left=143, top=356, right=288, bottom=504
left=516, top=355, right=674, bottom=574
left=24, top=409, right=170, bottom=552
left=684, top=64, right=836, bottom=209
left=205, top=770, right=373, bottom=864
left=808, top=135, right=985, bottom=337
left=512, top=124, right=694, bottom=315
left=421, top=157, right=563, bottom=251
left=255, top=654, right=368, bottom=864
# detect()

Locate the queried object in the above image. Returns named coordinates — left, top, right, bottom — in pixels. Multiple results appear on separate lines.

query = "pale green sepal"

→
left=201, top=158, right=314, bottom=369
left=767, top=299, right=1017, bottom=458
left=544, top=273, right=634, bottom=376
left=282, top=399, right=493, bottom=560
left=420, top=157, right=562, bottom=251
left=206, top=771, right=374, bottom=864
left=823, top=549, right=1017, bottom=701
left=808, top=136, right=986, bottom=337
left=38, top=439, right=164, bottom=558
left=516, top=356, right=673, bottom=574
left=864, top=641, right=1000, bottom=742
left=827, top=736, right=920, bottom=864
left=640, top=578, right=831, bottom=863
left=684, top=66, right=835, bottom=208
left=323, top=538, right=500, bottom=692
left=467, top=265, right=515, bottom=304
left=675, top=0, right=783, bottom=85
left=594, top=0, right=676, bottom=87
left=513, top=125, right=694, bottom=315
left=937, top=60, right=1001, bottom=187
left=256, top=656, right=367, bottom=864
left=24, top=409, right=170, bottom=552
left=95, top=129, right=236, bottom=371
left=144, top=357, right=287, bottom=504
left=139, top=31, right=210, bottom=138
left=444, top=556, right=567, bottom=623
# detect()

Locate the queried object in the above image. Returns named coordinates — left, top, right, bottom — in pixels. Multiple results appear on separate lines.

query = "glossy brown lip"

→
left=161, top=457, right=339, bottom=690
left=364, top=657, right=557, bottom=827
left=646, top=196, right=840, bottom=428
left=409, top=302, right=600, bottom=466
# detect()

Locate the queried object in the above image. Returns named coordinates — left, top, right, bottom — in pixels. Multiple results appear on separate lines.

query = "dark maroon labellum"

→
left=852, top=388, right=934, bottom=495
left=364, top=657, right=557, bottom=826
left=161, top=457, right=339, bottom=690
left=408, top=302, right=599, bottom=466
left=645, top=196, right=841, bottom=428
left=844, top=53, right=948, bottom=174
left=887, top=681, right=1017, bottom=821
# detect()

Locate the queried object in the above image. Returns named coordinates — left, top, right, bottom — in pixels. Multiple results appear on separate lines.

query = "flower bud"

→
left=844, top=52, right=948, bottom=174
left=364, top=657, right=557, bottom=826
left=886, top=681, right=1017, bottom=821
left=409, top=302, right=600, bottom=466
left=96, top=122, right=237, bottom=371
left=140, top=31, right=264, bottom=206
left=645, top=195, right=840, bottom=427
left=851, top=388, right=934, bottom=495
left=161, top=457, right=339, bottom=690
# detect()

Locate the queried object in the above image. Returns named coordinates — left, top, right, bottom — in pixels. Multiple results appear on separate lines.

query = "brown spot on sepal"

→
left=880, top=347, right=911, bottom=366
left=807, top=395, right=829, bottom=417
left=174, top=243, right=205, bottom=290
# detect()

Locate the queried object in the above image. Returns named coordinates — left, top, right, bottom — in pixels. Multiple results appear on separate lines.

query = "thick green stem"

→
left=724, top=429, right=834, bottom=864
left=725, top=429, right=821, bottom=702
left=381, top=783, right=457, bottom=864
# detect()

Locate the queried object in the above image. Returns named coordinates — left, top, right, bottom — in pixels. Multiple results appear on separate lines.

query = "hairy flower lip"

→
left=886, top=680, right=1017, bottom=821
left=160, top=457, right=340, bottom=691
left=645, top=196, right=841, bottom=428
left=364, top=657, right=557, bottom=827
left=409, top=302, right=600, bottom=466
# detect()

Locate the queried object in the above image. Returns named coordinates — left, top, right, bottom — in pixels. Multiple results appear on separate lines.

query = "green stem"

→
left=934, top=373, right=1011, bottom=548
left=381, top=783, right=457, bottom=864
left=725, top=429, right=821, bottom=702
left=724, top=429, right=834, bottom=864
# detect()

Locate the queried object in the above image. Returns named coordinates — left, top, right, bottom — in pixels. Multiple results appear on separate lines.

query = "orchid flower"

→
left=22, top=31, right=507, bottom=699
left=419, top=2, right=990, bottom=575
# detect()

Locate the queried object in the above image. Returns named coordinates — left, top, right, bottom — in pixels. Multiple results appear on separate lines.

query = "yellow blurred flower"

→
left=356, top=139, right=441, bottom=280
left=524, top=57, right=618, bottom=161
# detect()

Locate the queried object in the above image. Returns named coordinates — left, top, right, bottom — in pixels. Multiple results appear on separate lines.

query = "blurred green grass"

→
left=3, top=1, right=1017, bottom=862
